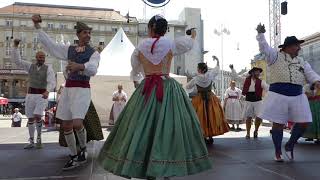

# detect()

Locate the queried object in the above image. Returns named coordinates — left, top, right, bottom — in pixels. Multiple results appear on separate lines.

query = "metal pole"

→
left=220, top=24, right=224, bottom=100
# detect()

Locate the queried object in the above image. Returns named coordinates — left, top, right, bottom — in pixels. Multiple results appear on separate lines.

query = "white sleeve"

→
left=46, top=65, right=56, bottom=92
left=238, top=88, right=243, bottom=97
left=186, top=78, right=196, bottom=90
left=130, top=48, right=144, bottom=81
left=112, top=92, right=117, bottom=98
left=304, top=62, right=320, bottom=84
left=172, top=36, right=194, bottom=56
left=224, top=89, right=229, bottom=98
left=37, top=29, right=69, bottom=60
left=208, top=65, right=220, bottom=80
left=124, top=92, right=128, bottom=100
left=262, top=80, right=269, bottom=91
left=256, top=33, right=278, bottom=65
left=11, top=48, right=31, bottom=71
left=83, top=51, right=100, bottom=77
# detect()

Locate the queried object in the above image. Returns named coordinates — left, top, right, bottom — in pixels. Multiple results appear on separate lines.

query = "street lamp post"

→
left=214, top=24, right=230, bottom=100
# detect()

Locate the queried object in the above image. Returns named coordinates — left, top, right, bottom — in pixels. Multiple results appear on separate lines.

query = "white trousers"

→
left=25, top=94, right=47, bottom=118
left=259, top=91, right=312, bottom=124
left=56, top=87, right=91, bottom=120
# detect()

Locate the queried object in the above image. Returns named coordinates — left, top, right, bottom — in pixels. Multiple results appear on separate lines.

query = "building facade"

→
left=0, top=69, right=28, bottom=102
left=301, top=32, right=320, bottom=75
left=0, top=3, right=204, bottom=102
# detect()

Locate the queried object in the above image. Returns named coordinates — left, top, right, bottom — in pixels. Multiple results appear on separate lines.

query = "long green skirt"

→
left=303, top=99, right=320, bottom=139
left=98, top=78, right=212, bottom=179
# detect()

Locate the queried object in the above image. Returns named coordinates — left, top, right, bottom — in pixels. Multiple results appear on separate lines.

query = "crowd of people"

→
left=7, top=12, right=320, bottom=179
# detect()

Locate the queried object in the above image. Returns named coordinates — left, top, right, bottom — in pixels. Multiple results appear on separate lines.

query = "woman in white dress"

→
left=223, top=81, right=243, bottom=131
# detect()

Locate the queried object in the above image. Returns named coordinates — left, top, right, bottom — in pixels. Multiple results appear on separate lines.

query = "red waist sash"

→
left=142, top=74, right=169, bottom=103
left=65, top=80, right=90, bottom=88
left=28, top=87, right=46, bottom=94
left=308, top=95, right=320, bottom=101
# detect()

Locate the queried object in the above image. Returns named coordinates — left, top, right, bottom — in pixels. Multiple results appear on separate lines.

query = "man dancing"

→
left=256, top=23, right=320, bottom=161
left=32, top=15, right=100, bottom=170
left=242, top=67, right=268, bottom=139
left=11, top=39, right=55, bottom=149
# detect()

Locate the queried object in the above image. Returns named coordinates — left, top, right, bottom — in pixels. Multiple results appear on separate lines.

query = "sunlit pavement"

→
left=0, top=124, right=320, bottom=180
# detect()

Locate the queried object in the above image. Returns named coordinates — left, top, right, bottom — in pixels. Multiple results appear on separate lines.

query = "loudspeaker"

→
left=281, top=1, right=288, bottom=15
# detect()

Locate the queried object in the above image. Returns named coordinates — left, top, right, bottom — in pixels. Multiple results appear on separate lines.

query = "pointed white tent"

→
left=97, top=28, right=135, bottom=76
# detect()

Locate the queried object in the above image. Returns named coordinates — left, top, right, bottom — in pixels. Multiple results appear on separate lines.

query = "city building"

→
left=301, top=32, right=320, bottom=75
left=0, top=2, right=204, bottom=104
left=0, top=69, right=28, bottom=102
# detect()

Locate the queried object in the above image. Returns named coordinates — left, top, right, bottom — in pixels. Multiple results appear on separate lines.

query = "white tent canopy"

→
left=97, top=27, right=135, bottom=76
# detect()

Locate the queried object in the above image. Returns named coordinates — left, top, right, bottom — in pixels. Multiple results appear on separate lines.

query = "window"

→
left=92, top=24, right=99, bottom=31
left=99, top=25, right=105, bottom=31
left=33, top=34, right=39, bottom=53
left=60, top=24, right=67, bottom=29
left=112, top=27, right=118, bottom=33
left=309, top=45, right=314, bottom=61
left=99, top=42, right=105, bottom=46
left=5, top=32, right=11, bottom=41
left=47, top=23, right=54, bottom=29
left=19, top=32, right=26, bottom=42
left=20, top=21, right=27, bottom=27
left=5, top=19, right=13, bottom=27
left=124, top=27, right=130, bottom=33
left=74, top=40, right=79, bottom=45
left=19, top=44, right=25, bottom=57
left=5, top=42, right=11, bottom=56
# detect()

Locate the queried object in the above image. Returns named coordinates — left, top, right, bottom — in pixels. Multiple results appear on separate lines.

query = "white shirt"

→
left=37, top=29, right=100, bottom=77
left=130, top=36, right=195, bottom=81
left=225, top=87, right=242, bottom=99
left=112, top=91, right=127, bottom=102
left=186, top=65, right=220, bottom=93
left=256, top=33, right=320, bottom=84
left=11, top=48, right=56, bottom=92
left=248, top=78, right=269, bottom=92
left=12, top=112, right=22, bottom=122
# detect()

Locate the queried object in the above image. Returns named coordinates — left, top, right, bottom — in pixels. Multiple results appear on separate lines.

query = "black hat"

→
left=249, top=67, right=263, bottom=75
left=74, top=22, right=92, bottom=32
left=278, top=36, right=305, bottom=48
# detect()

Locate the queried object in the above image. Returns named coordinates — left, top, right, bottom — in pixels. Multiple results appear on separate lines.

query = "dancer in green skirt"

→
left=303, top=84, right=320, bottom=143
left=98, top=15, right=212, bottom=179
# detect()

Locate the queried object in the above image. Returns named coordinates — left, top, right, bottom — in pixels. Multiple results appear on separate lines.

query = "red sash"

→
left=142, top=74, right=168, bottom=103
left=65, top=80, right=90, bottom=88
left=28, top=87, right=46, bottom=94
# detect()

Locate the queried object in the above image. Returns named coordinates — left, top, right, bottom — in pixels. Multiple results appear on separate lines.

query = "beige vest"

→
left=269, top=52, right=306, bottom=86
left=28, top=64, right=48, bottom=89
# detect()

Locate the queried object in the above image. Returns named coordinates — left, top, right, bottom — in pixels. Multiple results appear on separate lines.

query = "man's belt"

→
left=228, top=96, right=238, bottom=99
left=28, top=87, right=46, bottom=94
left=65, top=80, right=90, bottom=88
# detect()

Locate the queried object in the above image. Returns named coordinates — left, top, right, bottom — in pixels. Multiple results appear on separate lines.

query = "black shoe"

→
left=230, top=127, right=235, bottom=131
left=254, top=131, right=258, bottom=139
left=209, top=137, right=214, bottom=144
left=236, top=127, right=242, bottom=131
left=62, top=155, right=78, bottom=171
left=77, top=147, right=87, bottom=165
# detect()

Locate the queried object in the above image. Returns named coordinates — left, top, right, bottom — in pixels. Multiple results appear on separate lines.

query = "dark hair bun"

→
left=198, top=62, right=208, bottom=73
left=148, top=15, right=168, bottom=36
